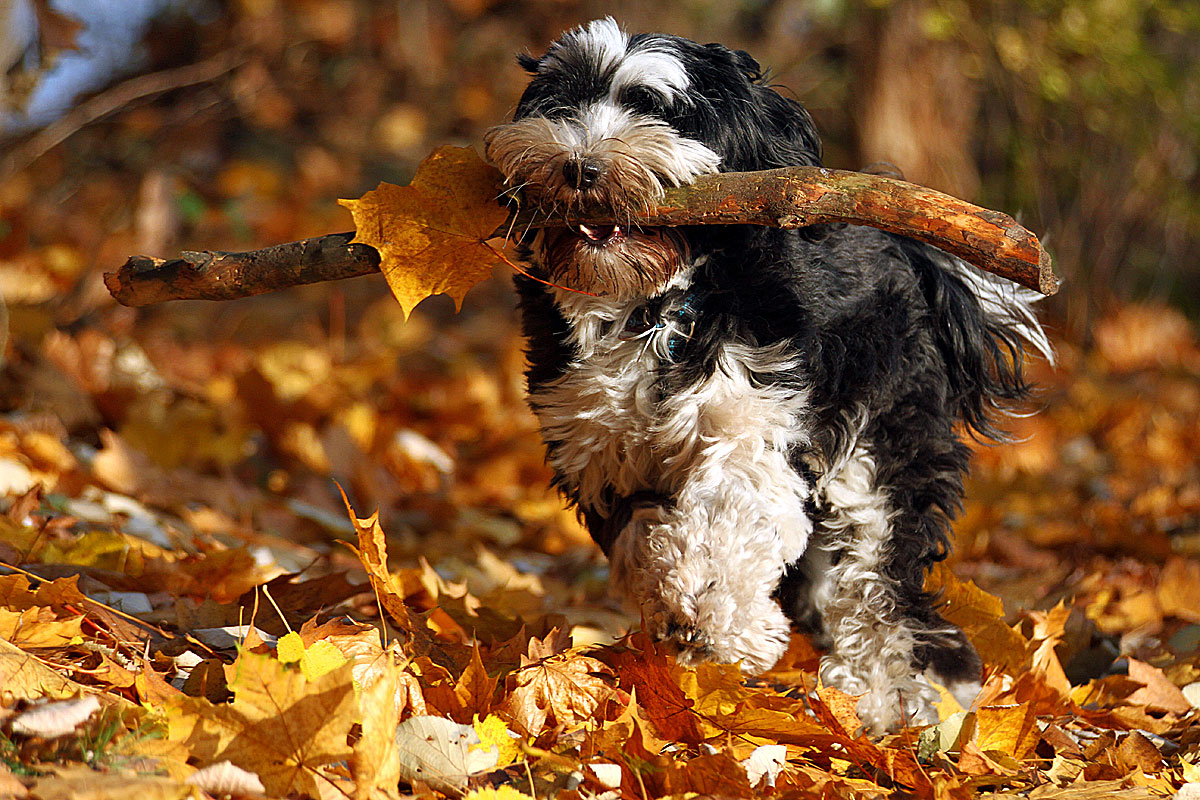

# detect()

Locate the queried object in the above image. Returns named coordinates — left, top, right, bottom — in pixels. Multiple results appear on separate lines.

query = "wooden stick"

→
left=105, top=166, right=1058, bottom=307
left=105, top=232, right=380, bottom=306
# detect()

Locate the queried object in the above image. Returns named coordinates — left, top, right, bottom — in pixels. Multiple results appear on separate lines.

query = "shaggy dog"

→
left=484, top=18, right=1051, bottom=733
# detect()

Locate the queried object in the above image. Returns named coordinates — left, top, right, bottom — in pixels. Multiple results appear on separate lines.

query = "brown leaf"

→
left=339, top=146, right=510, bottom=318
left=603, top=639, right=705, bottom=744
left=452, top=643, right=499, bottom=722
left=342, top=494, right=439, bottom=655
left=502, top=650, right=617, bottom=737
left=1106, top=731, right=1164, bottom=774
left=1156, top=557, right=1200, bottom=623
left=658, top=750, right=755, bottom=798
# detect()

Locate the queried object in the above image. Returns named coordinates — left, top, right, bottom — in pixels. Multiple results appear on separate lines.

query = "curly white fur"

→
left=531, top=270, right=812, bottom=673
left=803, top=445, right=979, bottom=734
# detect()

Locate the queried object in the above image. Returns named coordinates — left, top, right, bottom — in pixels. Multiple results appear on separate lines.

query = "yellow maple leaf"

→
left=350, top=651, right=405, bottom=800
left=340, top=146, right=511, bottom=318
left=473, top=714, right=520, bottom=767
left=464, top=787, right=535, bottom=800
left=0, top=637, right=82, bottom=702
left=276, top=631, right=348, bottom=681
left=0, top=607, right=84, bottom=648
left=975, top=703, right=1040, bottom=760
left=164, top=650, right=357, bottom=798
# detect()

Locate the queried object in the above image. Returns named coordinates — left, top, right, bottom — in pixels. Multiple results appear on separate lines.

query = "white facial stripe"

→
left=577, top=102, right=637, bottom=141
left=544, top=19, right=689, bottom=106
left=610, top=44, right=690, bottom=103
left=547, top=17, right=628, bottom=74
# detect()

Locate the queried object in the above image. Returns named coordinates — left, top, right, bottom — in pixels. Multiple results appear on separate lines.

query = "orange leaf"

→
left=604, top=641, right=704, bottom=744
left=452, top=644, right=499, bottom=723
left=926, top=562, right=1028, bottom=673
left=340, top=146, right=510, bottom=318
left=1025, top=604, right=1072, bottom=696
left=340, top=492, right=437, bottom=650
left=814, top=686, right=864, bottom=737
left=657, top=750, right=755, bottom=798
left=1125, top=658, right=1191, bottom=715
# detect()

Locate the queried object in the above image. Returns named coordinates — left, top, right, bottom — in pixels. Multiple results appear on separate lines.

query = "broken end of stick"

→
left=105, top=255, right=166, bottom=306
left=1037, top=246, right=1061, bottom=296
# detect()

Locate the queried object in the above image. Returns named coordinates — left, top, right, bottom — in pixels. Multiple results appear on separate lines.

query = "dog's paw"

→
left=820, top=656, right=958, bottom=735
left=646, top=594, right=791, bottom=674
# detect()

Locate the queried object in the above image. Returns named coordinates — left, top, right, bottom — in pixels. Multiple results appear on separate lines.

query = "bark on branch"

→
left=105, top=166, right=1058, bottom=307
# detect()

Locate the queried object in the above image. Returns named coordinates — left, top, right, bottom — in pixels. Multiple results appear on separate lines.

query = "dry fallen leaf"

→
left=1125, top=658, right=1191, bottom=715
left=164, top=650, right=357, bottom=798
left=9, top=695, right=101, bottom=739
left=340, top=146, right=511, bottom=318
left=393, top=714, right=498, bottom=796
left=502, top=650, right=616, bottom=737
left=974, top=703, right=1040, bottom=760
left=350, top=652, right=406, bottom=800
left=27, top=767, right=191, bottom=800
left=926, top=562, right=1029, bottom=674
left=0, top=638, right=83, bottom=702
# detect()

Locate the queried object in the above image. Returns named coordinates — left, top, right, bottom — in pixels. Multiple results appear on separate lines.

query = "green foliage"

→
left=954, top=0, right=1199, bottom=312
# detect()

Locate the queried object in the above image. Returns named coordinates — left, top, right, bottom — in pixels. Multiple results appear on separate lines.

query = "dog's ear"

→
left=703, top=43, right=764, bottom=81
left=517, top=52, right=541, bottom=73
left=730, top=48, right=765, bottom=82
left=749, top=84, right=823, bottom=168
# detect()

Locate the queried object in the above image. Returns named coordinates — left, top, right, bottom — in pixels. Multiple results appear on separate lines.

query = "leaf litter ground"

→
left=3, top=274, right=1200, bottom=798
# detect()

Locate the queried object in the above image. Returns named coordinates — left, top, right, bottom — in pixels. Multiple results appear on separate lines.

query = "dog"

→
left=484, top=18, right=1051, bottom=734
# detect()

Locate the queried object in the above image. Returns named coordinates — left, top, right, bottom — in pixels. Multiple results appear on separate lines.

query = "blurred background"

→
left=4, top=0, right=1198, bottom=328
left=0, top=1, right=1198, bottom=655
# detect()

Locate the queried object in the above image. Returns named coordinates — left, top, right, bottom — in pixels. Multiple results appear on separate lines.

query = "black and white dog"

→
left=484, top=19, right=1051, bottom=733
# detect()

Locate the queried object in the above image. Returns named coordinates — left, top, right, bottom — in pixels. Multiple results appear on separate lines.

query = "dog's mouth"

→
left=571, top=222, right=626, bottom=247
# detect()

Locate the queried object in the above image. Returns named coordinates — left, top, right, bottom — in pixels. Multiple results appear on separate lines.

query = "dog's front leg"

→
left=608, top=464, right=809, bottom=674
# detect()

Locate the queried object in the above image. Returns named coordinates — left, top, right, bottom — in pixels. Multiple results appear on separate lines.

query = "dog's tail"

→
left=908, top=240, right=1055, bottom=441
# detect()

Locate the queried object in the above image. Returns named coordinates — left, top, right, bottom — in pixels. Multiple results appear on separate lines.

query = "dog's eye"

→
left=620, top=85, right=665, bottom=115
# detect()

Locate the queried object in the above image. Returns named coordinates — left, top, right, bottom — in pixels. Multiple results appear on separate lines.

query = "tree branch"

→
left=2, top=50, right=245, bottom=182
left=105, top=165, right=1058, bottom=307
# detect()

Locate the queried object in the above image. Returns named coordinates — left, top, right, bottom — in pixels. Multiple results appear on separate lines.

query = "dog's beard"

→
left=537, top=225, right=689, bottom=298
left=484, top=109, right=717, bottom=299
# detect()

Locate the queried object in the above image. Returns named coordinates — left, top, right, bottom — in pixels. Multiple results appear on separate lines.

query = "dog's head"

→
left=485, top=18, right=821, bottom=299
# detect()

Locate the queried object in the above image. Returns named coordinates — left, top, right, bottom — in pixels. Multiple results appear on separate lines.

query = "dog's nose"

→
left=562, top=157, right=603, bottom=189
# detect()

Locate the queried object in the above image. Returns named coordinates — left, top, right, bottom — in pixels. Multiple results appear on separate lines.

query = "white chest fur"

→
left=529, top=286, right=814, bottom=670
